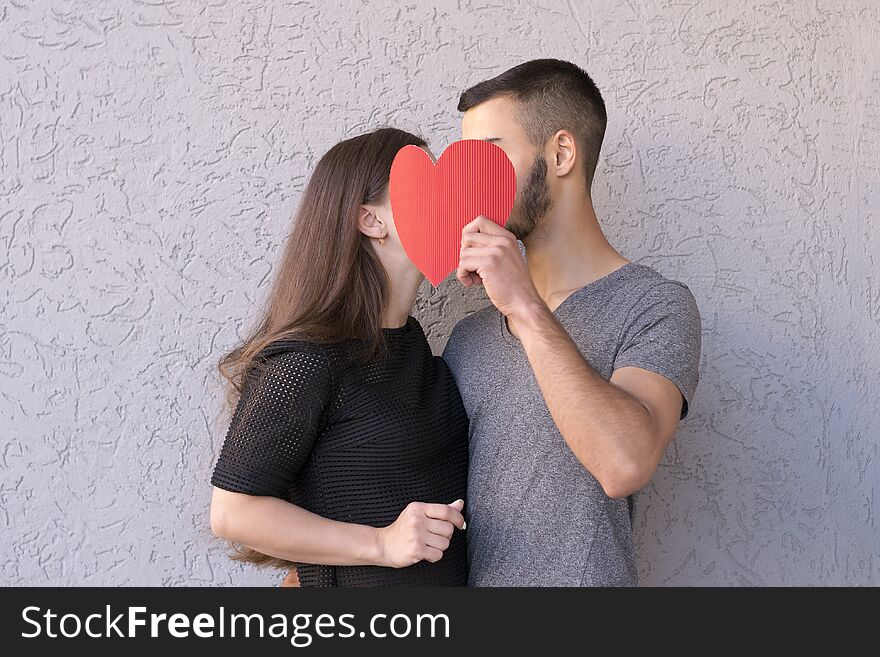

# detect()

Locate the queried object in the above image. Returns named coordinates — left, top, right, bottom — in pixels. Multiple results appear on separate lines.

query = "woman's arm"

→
left=210, top=487, right=465, bottom=568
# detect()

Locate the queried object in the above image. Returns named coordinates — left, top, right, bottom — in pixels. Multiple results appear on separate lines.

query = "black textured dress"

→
left=210, top=315, right=469, bottom=586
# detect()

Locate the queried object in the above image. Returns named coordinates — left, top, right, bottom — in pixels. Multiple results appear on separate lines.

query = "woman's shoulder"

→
left=258, top=337, right=331, bottom=359
left=248, top=338, right=338, bottom=382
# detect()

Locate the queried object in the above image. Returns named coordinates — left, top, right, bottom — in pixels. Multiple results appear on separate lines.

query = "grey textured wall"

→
left=1, top=0, right=878, bottom=586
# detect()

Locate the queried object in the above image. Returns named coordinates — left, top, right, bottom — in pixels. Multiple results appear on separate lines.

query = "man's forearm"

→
left=511, top=302, right=658, bottom=495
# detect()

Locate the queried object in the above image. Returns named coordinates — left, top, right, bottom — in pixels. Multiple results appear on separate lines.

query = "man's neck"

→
left=521, top=197, right=629, bottom=312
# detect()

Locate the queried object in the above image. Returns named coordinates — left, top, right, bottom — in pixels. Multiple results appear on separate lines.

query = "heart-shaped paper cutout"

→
left=389, top=140, right=516, bottom=286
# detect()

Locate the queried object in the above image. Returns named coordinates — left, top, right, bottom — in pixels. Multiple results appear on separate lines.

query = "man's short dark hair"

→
left=458, top=59, right=607, bottom=190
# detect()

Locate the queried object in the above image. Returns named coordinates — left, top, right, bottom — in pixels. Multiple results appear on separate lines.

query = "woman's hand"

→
left=376, top=500, right=466, bottom=568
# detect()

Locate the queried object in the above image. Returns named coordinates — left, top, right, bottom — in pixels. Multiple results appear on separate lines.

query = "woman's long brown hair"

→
left=217, top=127, right=427, bottom=567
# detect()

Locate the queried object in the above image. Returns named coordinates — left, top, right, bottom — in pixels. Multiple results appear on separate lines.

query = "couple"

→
left=209, top=59, right=701, bottom=587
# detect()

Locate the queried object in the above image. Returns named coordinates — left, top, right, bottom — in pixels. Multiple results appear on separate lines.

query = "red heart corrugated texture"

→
left=389, top=140, right=516, bottom=286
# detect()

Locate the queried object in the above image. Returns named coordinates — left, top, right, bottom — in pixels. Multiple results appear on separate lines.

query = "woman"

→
left=209, top=127, right=469, bottom=586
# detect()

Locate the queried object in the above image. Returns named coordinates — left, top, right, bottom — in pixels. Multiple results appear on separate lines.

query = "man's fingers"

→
left=460, top=232, right=509, bottom=249
left=423, top=503, right=466, bottom=529
left=457, top=250, right=496, bottom=287
left=460, top=247, right=502, bottom=262
left=456, top=261, right=482, bottom=288
left=461, top=215, right=489, bottom=235
left=461, top=272, right=483, bottom=287
left=457, top=219, right=517, bottom=291
left=461, top=215, right=510, bottom=237
left=456, top=267, right=483, bottom=288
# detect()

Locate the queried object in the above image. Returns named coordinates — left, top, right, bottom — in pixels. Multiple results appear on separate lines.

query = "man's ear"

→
left=357, top=205, right=385, bottom=239
left=551, top=130, right=577, bottom=177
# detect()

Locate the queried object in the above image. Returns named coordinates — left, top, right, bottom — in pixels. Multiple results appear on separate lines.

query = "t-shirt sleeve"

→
left=613, top=281, right=702, bottom=420
left=210, top=342, right=332, bottom=498
left=441, top=321, right=465, bottom=383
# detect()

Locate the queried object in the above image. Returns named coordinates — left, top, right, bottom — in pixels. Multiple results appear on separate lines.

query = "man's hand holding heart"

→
left=456, top=215, right=545, bottom=328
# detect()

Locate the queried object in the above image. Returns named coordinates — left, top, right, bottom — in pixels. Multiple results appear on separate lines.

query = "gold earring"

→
left=378, top=235, right=386, bottom=245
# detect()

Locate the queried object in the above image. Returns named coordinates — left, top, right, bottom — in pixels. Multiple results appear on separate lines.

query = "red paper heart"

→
left=389, top=140, right=516, bottom=287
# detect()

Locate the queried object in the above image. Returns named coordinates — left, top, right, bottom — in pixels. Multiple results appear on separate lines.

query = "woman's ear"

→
left=357, top=205, right=385, bottom=239
left=551, top=130, right=577, bottom=177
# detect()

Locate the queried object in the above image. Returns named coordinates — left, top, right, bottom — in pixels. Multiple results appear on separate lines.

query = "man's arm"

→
left=456, top=216, right=691, bottom=498
left=510, top=303, right=684, bottom=498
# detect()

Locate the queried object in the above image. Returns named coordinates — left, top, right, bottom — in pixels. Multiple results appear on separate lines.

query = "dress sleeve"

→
left=210, top=342, right=332, bottom=498
left=613, top=282, right=702, bottom=420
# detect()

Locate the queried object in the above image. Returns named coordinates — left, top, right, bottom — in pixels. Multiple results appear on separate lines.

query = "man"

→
left=442, top=59, right=702, bottom=586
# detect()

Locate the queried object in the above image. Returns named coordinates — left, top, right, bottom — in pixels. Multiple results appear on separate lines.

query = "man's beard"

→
left=506, top=153, right=552, bottom=240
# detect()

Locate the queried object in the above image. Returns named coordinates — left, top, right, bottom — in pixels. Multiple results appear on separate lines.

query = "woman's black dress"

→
left=211, top=315, right=469, bottom=586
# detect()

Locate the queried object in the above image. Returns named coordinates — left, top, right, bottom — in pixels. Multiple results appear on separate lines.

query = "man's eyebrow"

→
left=481, top=137, right=502, bottom=143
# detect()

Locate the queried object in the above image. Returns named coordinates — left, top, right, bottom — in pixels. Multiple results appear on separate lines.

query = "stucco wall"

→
left=2, top=0, right=877, bottom=585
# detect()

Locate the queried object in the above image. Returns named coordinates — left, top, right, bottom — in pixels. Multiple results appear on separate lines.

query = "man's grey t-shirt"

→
left=442, top=261, right=701, bottom=586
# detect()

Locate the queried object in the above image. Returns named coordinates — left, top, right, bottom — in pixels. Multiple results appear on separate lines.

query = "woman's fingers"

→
left=426, top=518, right=455, bottom=539
left=421, top=502, right=465, bottom=529
left=424, top=531, right=451, bottom=552
left=421, top=546, right=445, bottom=563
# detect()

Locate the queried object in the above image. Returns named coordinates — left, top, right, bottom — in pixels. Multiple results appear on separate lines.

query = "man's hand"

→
left=456, top=216, right=543, bottom=319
